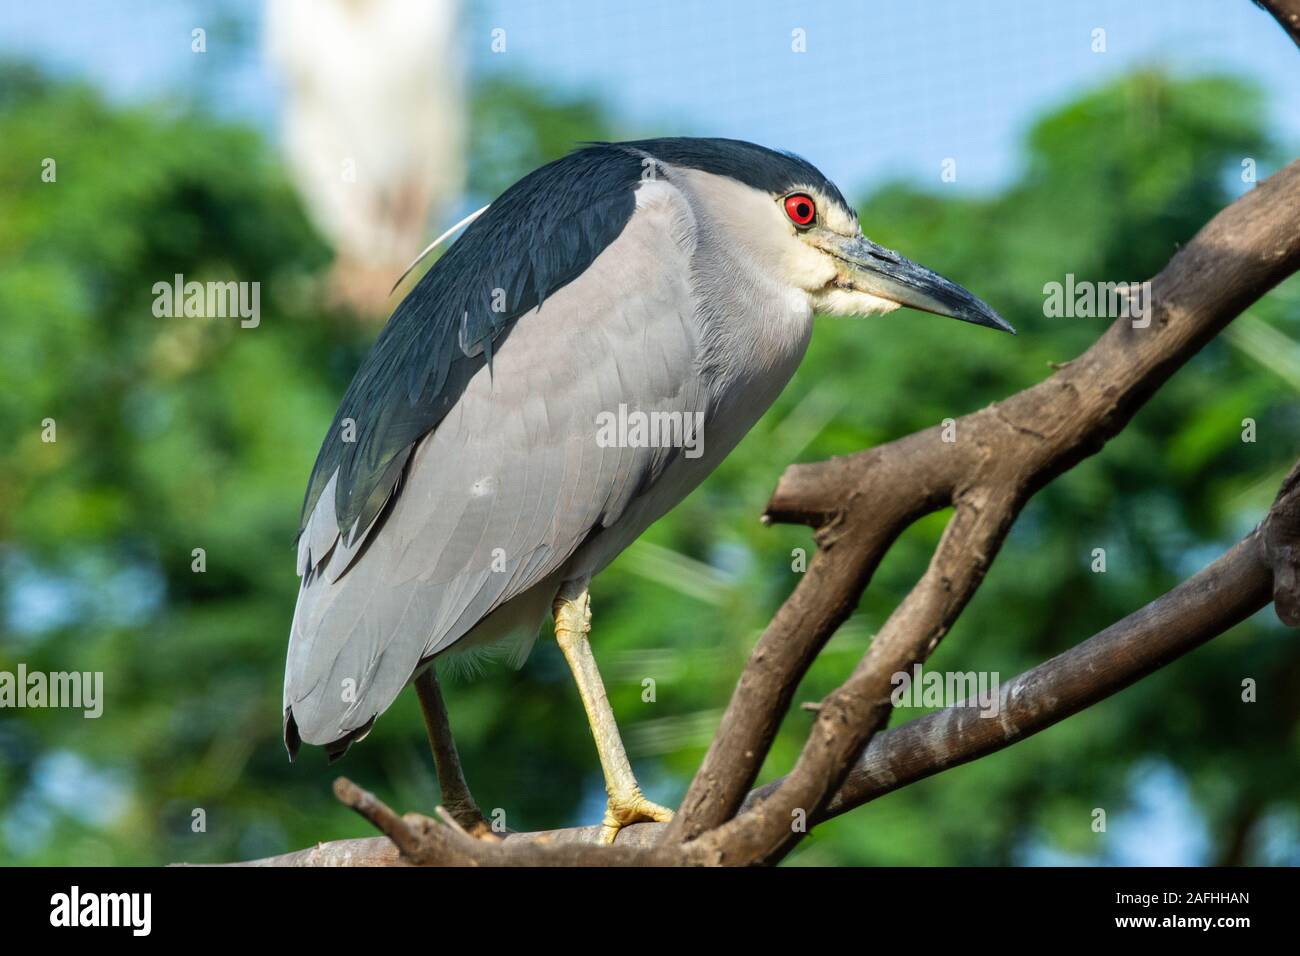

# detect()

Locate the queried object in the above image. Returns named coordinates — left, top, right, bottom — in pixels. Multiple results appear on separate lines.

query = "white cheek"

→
left=782, top=240, right=838, bottom=291
left=811, top=287, right=903, bottom=317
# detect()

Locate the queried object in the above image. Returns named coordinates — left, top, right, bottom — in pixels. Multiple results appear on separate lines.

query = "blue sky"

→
left=2, top=0, right=1297, bottom=198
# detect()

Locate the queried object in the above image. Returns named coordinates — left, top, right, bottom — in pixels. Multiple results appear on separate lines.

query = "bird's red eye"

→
left=784, top=193, right=816, bottom=227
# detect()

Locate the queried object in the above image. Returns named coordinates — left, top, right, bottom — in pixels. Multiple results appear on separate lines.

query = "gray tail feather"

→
left=283, top=707, right=374, bottom=764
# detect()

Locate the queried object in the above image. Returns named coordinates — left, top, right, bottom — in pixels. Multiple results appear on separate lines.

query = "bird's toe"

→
left=598, top=789, right=675, bottom=844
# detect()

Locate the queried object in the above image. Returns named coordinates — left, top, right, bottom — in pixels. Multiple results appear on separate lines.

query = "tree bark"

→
left=1257, top=0, right=1300, bottom=47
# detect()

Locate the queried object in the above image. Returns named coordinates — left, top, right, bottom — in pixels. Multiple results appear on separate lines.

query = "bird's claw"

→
left=598, top=789, right=674, bottom=845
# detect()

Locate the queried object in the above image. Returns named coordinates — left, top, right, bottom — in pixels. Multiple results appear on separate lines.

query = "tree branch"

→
left=665, top=157, right=1300, bottom=847
left=1256, top=0, right=1300, bottom=47
left=753, top=462, right=1300, bottom=823
left=205, top=460, right=1298, bottom=866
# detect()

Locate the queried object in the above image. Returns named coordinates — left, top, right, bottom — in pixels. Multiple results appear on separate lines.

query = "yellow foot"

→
left=598, top=789, right=674, bottom=845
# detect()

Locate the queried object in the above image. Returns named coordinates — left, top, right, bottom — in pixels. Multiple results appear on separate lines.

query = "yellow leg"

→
left=553, top=579, right=674, bottom=844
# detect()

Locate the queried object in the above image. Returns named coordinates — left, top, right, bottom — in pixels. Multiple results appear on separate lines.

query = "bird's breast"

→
left=565, top=286, right=813, bottom=583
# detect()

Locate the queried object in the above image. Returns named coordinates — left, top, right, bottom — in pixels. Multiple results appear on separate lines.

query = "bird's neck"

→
left=689, top=229, right=816, bottom=406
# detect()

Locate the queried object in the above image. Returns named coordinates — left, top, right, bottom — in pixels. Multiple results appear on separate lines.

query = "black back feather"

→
left=299, top=138, right=846, bottom=544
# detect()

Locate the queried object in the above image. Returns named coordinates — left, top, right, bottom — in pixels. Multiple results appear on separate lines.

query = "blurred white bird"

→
left=265, top=0, right=466, bottom=316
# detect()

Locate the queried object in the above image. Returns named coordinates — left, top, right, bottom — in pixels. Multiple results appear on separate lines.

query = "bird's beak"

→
left=821, top=233, right=1015, bottom=334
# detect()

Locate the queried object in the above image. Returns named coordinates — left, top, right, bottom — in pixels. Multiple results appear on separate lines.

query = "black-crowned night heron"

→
left=284, top=137, right=1012, bottom=842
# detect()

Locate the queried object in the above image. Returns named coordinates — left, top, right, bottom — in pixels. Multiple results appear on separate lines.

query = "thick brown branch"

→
left=330, top=778, right=683, bottom=866
left=333, top=777, right=475, bottom=865
left=750, top=468, right=1295, bottom=822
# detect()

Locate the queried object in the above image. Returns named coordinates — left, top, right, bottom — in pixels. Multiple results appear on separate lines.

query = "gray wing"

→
left=285, top=182, right=704, bottom=754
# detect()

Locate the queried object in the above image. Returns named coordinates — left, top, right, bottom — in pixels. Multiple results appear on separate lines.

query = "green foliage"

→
left=468, top=74, right=621, bottom=199
left=0, top=64, right=1296, bottom=865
